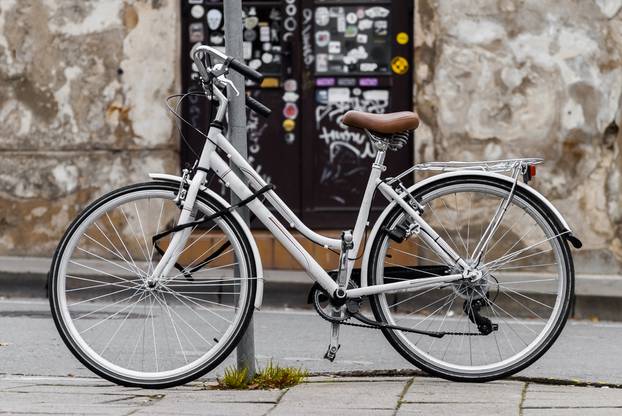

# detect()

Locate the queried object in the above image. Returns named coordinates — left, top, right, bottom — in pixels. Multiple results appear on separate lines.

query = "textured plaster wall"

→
left=414, top=0, right=622, bottom=274
left=1, top=0, right=622, bottom=276
left=0, top=0, right=178, bottom=256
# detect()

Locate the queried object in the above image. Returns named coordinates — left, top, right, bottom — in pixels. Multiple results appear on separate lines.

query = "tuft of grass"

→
left=217, top=361, right=308, bottom=390
left=253, top=361, right=308, bottom=389
left=219, top=366, right=250, bottom=390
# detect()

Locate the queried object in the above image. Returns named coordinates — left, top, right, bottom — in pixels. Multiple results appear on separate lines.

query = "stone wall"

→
left=414, top=0, right=622, bottom=274
left=1, top=0, right=621, bottom=276
left=0, top=0, right=179, bottom=256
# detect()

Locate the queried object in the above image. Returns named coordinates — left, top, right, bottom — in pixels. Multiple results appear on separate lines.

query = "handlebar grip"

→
left=246, top=96, right=272, bottom=118
left=229, top=58, right=264, bottom=83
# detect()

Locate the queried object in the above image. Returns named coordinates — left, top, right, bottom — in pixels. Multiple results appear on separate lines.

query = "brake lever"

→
left=219, top=77, right=240, bottom=97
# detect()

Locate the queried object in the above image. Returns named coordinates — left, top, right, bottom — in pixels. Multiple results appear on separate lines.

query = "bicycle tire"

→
left=367, top=175, right=574, bottom=382
left=49, top=182, right=257, bottom=388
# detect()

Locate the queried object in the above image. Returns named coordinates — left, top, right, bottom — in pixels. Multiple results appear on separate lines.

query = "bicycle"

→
left=48, top=45, right=582, bottom=388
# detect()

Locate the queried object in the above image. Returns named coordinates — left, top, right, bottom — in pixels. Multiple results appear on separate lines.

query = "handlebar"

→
left=246, top=96, right=272, bottom=118
left=191, top=44, right=263, bottom=83
left=191, top=44, right=270, bottom=118
left=228, top=58, right=264, bottom=84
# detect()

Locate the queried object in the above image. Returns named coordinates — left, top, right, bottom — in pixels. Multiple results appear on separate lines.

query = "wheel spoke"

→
left=484, top=231, right=567, bottom=271
left=161, top=285, right=234, bottom=324
left=78, top=290, right=144, bottom=333
left=119, top=205, right=150, bottom=265
left=66, top=274, right=141, bottom=292
left=69, top=260, right=143, bottom=284
left=389, top=246, right=447, bottom=266
left=69, top=285, right=140, bottom=308
left=100, top=291, right=147, bottom=356
left=91, top=223, right=143, bottom=276
left=134, top=202, right=154, bottom=267
left=427, top=201, right=461, bottom=256
left=75, top=246, right=145, bottom=278
left=106, top=212, right=144, bottom=276
left=153, top=291, right=189, bottom=364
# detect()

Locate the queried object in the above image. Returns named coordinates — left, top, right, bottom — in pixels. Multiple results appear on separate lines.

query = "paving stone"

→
left=270, top=380, right=406, bottom=416
left=1, top=383, right=157, bottom=397
left=132, top=388, right=283, bottom=416
left=157, top=388, right=283, bottom=403
left=402, top=377, right=524, bottom=404
left=397, top=402, right=518, bottom=416
left=272, top=409, right=394, bottom=416
left=396, top=377, right=524, bottom=416
left=523, top=409, right=622, bottom=416
left=134, top=402, right=275, bottom=416
left=0, top=379, right=29, bottom=391
left=0, top=392, right=137, bottom=415
left=523, top=384, right=622, bottom=408
left=306, top=375, right=413, bottom=383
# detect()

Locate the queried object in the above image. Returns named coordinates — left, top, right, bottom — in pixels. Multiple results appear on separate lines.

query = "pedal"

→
left=324, top=343, right=340, bottom=362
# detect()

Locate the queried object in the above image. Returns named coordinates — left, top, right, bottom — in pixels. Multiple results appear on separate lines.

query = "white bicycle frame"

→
left=149, top=78, right=471, bottom=301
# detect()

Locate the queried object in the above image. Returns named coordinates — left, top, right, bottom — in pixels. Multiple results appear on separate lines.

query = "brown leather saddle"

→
left=342, top=110, right=420, bottom=134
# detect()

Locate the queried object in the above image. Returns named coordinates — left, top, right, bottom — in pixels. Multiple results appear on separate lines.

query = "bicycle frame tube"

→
left=152, top=83, right=469, bottom=297
left=217, top=129, right=386, bottom=278
left=208, top=130, right=468, bottom=297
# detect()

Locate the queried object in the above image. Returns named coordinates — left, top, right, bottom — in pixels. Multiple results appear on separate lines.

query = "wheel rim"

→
left=372, top=182, right=568, bottom=375
left=55, top=189, right=250, bottom=382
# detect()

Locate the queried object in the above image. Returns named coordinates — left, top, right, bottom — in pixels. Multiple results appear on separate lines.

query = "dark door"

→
left=299, top=0, right=414, bottom=228
left=180, top=0, right=413, bottom=228
left=180, top=0, right=303, bottom=218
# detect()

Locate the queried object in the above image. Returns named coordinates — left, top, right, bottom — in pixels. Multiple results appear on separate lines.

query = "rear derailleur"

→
left=463, top=297, right=499, bottom=335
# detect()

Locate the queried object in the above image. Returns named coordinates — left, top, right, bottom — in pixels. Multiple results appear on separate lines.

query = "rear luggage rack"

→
left=387, top=158, right=544, bottom=185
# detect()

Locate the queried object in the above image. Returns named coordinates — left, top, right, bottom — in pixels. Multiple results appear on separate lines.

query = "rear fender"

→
left=149, top=173, right=264, bottom=309
left=360, top=171, right=581, bottom=288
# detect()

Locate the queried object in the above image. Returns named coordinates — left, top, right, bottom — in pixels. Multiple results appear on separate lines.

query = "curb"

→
left=306, top=370, right=622, bottom=389
left=2, top=370, right=621, bottom=390
left=1, top=257, right=622, bottom=321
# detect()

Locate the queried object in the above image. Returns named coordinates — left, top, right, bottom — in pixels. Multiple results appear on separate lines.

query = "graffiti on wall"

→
left=314, top=87, right=389, bottom=204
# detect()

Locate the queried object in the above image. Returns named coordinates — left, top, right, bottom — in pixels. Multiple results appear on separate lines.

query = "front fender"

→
left=149, top=173, right=264, bottom=309
left=360, top=171, right=581, bottom=288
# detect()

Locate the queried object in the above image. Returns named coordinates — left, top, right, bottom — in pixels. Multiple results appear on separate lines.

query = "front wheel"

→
left=49, top=182, right=257, bottom=388
left=367, top=176, right=574, bottom=381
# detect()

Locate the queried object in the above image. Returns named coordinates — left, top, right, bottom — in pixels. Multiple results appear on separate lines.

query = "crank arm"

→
left=324, top=322, right=341, bottom=362
left=351, top=312, right=445, bottom=338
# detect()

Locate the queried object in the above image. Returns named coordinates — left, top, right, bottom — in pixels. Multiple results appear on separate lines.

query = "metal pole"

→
left=224, top=0, right=256, bottom=380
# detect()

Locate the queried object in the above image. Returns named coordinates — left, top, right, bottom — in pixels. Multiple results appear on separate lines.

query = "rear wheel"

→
left=367, top=176, right=574, bottom=381
left=49, top=182, right=256, bottom=388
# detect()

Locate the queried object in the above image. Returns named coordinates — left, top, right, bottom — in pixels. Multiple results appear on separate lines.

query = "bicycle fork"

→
left=148, top=170, right=207, bottom=286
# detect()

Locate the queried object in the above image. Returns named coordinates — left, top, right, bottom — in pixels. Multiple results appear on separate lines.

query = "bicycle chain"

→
left=313, top=296, right=489, bottom=337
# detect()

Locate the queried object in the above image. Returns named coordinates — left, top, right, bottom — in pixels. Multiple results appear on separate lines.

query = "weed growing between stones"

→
left=215, top=361, right=308, bottom=390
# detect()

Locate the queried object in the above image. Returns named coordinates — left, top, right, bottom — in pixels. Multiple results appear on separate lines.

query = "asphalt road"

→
left=1, top=297, right=621, bottom=385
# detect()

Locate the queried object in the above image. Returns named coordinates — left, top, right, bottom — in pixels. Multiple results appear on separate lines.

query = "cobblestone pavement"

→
left=1, top=375, right=621, bottom=415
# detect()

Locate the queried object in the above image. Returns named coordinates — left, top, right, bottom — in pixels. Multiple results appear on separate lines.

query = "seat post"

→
left=373, top=147, right=387, bottom=170
left=365, top=129, right=389, bottom=169
left=346, top=131, right=387, bottom=260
